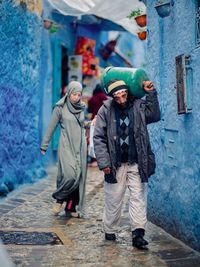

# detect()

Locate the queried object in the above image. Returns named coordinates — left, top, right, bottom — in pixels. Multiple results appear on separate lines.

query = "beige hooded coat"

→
left=41, top=82, right=87, bottom=215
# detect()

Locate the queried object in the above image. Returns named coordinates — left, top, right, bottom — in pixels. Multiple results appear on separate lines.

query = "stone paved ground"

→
left=0, top=166, right=200, bottom=267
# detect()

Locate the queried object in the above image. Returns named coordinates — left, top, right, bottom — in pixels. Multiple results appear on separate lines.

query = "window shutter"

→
left=176, top=55, right=186, bottom=114
left=175, top=54, right=192, bottom=115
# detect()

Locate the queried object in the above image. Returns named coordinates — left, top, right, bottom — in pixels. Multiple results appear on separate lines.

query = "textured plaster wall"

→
left=0, top=0, right=45, bottom=196
left=117, top=31, right=146, bottom=68
left=147, top=0, right=200, bottom=251
left=15, top=0, right=42, bottom=15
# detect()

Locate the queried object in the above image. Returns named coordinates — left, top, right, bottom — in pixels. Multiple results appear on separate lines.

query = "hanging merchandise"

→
left=75, top=36, right=99, bottom=76
left=75, top=37, right=96, bottom=56
left=82, top=56, right=99, bottom=76
left=99, top=34, right=120, bottom=61
left=68, top=55, right=82, bottom=83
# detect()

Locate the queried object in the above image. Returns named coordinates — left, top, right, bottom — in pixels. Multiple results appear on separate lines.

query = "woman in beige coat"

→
left=41, top=81, right=87, bottom=218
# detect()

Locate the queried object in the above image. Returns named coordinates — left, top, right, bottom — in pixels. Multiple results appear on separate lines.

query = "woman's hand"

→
left=91, top=115, right=97, bottom=126
left=84, top=115, right=97, bottom=128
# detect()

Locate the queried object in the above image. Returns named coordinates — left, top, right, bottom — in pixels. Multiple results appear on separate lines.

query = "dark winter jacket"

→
left=93, top=89, right=160, bottom=183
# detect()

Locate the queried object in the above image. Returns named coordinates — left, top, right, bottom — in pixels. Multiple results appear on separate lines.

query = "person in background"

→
left=61, top=85, right=68, bottom=98
left=88, top=84, right=108, bottom=120
left=93, top=79, right=160, bottom=249
left=87, top=84, right=108, bottom=167
left=40, top=81, right=87, bottom=218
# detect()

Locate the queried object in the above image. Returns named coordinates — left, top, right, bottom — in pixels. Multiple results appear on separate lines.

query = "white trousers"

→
left=103, top=163, right=148, bottom=234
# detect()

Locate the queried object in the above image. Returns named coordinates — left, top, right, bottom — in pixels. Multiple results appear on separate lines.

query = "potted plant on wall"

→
left=43, top=19, right=53, bottom=29
left=127, top=8, right=146, bottom=27
left=43, top=19, right=58, bottom=33
left=154, top=0, right=174, bottom=18
left=137, top=30, right=147, bottom=41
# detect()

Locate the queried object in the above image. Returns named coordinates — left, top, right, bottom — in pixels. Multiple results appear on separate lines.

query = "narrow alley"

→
left=1, top=0, right=200, bottom=266
left=0, top=167, right=200, bottom=267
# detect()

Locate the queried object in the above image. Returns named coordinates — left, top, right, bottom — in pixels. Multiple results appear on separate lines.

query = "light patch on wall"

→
left=15, top=0, right=42, bottom=15
left=164, top=129, right=179, bottom=167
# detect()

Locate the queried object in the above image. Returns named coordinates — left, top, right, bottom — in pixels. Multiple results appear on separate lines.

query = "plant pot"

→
left=43, top=19, right=53, bottom=29
left=135, top=14, right=146, bottom=27
left=154, top=1, right=174, bottom=18
left=137, top=31, right=146, bottom=40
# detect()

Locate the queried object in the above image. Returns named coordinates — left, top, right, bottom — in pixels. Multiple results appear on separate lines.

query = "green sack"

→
left=101, top=67, right=149, bottom=98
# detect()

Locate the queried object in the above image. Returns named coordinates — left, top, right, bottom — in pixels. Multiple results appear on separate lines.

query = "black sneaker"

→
left=132, top=235, right=148, bottom=249
left=105, top=233, right=116, bottom=241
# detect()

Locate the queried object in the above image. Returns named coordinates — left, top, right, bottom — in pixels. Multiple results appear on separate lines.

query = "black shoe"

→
left=132, top=236, right=148, bottom=248
left=105, top=233, right=116, bottom=241
left=132, top=228, right=148, bottom=249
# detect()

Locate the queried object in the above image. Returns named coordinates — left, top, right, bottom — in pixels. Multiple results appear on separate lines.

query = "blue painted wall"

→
left=147, top=0, right=200, bottom=251
left=114, top=31, right=146, bottom=68
left=0, top=0, right=45, bottom=196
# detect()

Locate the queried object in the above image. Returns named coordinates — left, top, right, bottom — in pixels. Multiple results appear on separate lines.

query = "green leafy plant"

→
left=49, top=23, right=58, bottom=33
left=127, top=8, right=143, bottom=19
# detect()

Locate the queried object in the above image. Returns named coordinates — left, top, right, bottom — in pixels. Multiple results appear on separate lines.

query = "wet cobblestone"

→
left=0, top=166, right=200, bottom=267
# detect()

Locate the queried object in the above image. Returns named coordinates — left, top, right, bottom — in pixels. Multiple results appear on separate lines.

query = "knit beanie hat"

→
left=106, top=79, right=128, bottom=96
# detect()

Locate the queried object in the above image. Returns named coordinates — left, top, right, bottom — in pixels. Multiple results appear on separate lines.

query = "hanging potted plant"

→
left=43, top=19, right=53, bottom=29
left=127, top=8, right=146, bottom=27
left=154, top=0, right=174, bottom=18
left=137, top=31, right=147, bottom=41
left=43, top=19, right=58, bottom=33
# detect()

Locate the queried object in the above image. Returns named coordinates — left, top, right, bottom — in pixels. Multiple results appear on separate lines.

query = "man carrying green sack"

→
left=93, top=78, right=160, bottom=249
